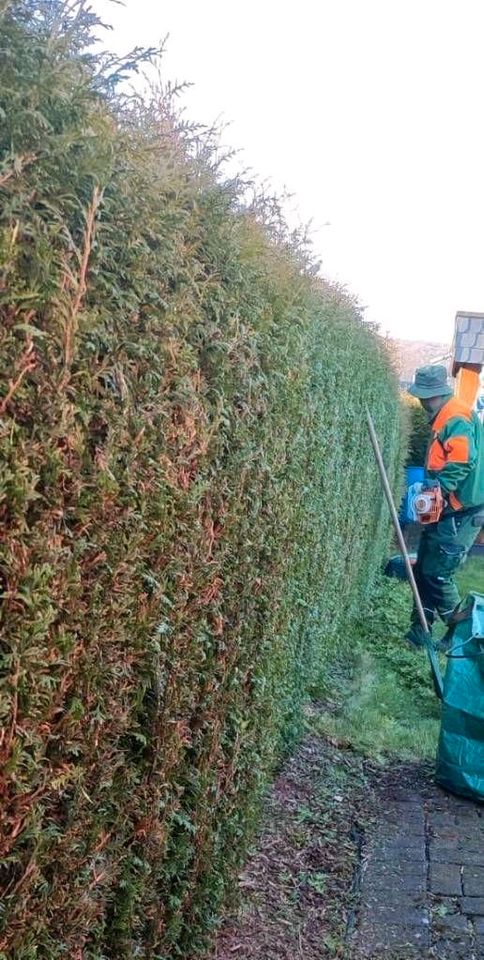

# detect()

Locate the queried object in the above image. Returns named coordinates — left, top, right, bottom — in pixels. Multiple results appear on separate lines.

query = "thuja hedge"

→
left=0, top=3, right=403, bottom=957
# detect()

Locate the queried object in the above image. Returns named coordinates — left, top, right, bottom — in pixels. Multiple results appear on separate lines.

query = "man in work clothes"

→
left=406, top=365, right=484, bottom=647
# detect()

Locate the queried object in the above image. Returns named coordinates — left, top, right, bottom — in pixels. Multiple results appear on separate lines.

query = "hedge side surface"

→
left=0, top=3, right=403, bottom=957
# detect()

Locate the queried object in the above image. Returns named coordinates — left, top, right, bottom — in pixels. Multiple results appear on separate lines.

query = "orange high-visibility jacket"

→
left=426, top=398, right=484, bottom=511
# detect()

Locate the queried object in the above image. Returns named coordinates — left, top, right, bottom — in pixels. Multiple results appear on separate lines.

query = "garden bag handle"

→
left=366, top=410, right=444, bottom=700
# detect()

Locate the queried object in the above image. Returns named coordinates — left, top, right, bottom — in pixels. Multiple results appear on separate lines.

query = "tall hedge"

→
left=0, top=3, right=403, bottom=957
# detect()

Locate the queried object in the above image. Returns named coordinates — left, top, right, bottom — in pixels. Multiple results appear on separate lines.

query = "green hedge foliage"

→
left=0, top=3, right=403, bottom=957
left=405, top=397, right=430, bottom=466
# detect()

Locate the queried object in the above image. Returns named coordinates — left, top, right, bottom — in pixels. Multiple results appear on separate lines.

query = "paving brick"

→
left=426, top=790, right=452, bottom=807
left=433, top=911, right=470, bottom=934
left=375, top=834, right=425, bottom=850
left=453, top=796, right=479, bottom=807
left=364, top=872, right=426, bottom=895
left=380, top=820, right=426, bottom=837
left=430, top=845, right=484, bottom=867
left=457, top=838, right=484, bottom=853
left=430, top=834, right=460, bottom=848
left=361, top=892, right=425, bottom=912
left=357, top=919, right=430, bottom=956
left=386, top=790, right=423, bottom=804
left=457, top=830, right=484, bottom=845
left=475, top=917, right=484, bottom=934
left=460, top=896, right=484, bottom=915
left=360, top=901, right=427, bottom=926
left=429, top=827, right=459, bottom=843
left=462, top=865, right=484, bottom=897
left=454, top=803, right=479, bottom=817
left=376, top=826, right=425, bottom=842
left=474, top=938, right=484, bottom=960
left=428, top=844, right=459, bottom=863
left=363, top=858, right=426, bottom=879
left=370, top=842, right=426, bottom=863
left=429, top=863, right=462, bottom=896
left=432, top=938, right=475, bottom=960
left=361, top=874, right=426, bottom=907
left=384, top=802, right=425, bottom=823
left=427, top=812, right=457, bottom=830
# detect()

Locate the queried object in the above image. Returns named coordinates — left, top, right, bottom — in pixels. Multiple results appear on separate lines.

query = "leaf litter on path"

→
left=212, top=725, right=373, bottom=960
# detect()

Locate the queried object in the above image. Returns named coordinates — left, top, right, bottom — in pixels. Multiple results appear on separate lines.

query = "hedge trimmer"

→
left=407, top=480, right=444, bottom=524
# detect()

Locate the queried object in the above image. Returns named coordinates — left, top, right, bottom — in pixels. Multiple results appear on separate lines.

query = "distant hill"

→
left=387, top=338, right=451, bottom=385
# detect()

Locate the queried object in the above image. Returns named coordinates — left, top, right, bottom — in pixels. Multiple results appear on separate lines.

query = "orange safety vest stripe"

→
left=427, top=437, right=446, bottom=472
left=427, top=434, right=470, bottom=470
left=444, top=435, right=470, bottom=463
left=431, top=397, right=472, bottom=433
left=449, top=491, right=464, bottom=511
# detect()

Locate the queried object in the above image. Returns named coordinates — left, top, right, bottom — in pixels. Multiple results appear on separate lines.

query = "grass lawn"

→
left=313, top=554, right=484, bottom=764
left=457, top=553, right=484, bottom=596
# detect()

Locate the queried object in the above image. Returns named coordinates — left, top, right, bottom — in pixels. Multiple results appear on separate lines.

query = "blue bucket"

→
left=406, top=465, right=425, bottom=486
left=399, top=465, right=425, bottom=523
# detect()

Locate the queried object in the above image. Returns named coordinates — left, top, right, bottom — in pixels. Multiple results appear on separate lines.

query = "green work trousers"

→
left=412, top=510, right=481, bottom=627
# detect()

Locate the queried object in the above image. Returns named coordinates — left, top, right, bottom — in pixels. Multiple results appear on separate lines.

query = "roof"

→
left=452, top=311, right=484, bottom=371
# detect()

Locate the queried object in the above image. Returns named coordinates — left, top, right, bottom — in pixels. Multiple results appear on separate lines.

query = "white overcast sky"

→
left=94, top=0, right=484, bottom=344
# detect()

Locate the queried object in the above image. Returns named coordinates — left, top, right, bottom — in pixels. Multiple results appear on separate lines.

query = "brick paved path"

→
left=353, top=779, right=484, bottom=959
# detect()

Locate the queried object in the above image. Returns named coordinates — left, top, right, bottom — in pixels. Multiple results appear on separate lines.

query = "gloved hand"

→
left=426, top=479, right=448, bottom=510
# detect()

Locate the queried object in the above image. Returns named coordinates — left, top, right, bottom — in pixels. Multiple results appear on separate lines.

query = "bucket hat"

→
left=408, top=364, right=453, bottom=400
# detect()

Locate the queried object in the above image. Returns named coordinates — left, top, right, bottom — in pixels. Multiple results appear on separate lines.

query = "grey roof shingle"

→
left=453, top=312, right=484, bottom=371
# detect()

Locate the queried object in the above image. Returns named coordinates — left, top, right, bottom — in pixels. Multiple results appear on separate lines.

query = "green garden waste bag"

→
left=433, top=593, right=484, bottom=802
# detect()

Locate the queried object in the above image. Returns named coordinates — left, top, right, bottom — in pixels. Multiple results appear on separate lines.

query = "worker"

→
left=406, top=364, right=484, bottom=647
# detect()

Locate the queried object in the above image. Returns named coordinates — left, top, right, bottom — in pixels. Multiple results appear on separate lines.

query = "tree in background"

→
left=405, top=398, right=430, bottom=466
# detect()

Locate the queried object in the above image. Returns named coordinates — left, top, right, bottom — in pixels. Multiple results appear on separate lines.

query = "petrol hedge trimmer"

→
left=407, top=480, right=444, bottom=524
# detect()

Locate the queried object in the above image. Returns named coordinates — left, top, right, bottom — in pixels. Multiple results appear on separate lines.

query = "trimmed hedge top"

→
left=0, top=3, right=402, bottom=957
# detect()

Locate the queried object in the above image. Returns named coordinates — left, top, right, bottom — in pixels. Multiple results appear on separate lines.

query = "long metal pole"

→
left=366, top=409, right=430, bottom=634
